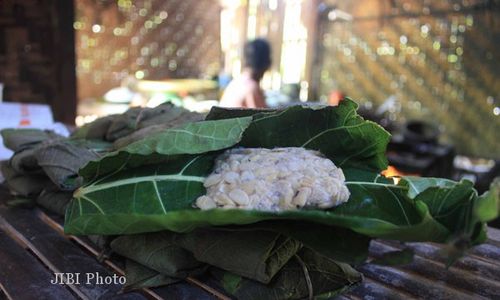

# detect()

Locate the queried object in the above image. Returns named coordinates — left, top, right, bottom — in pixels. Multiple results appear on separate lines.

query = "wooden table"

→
left=0, top=185, right=499, bottom=300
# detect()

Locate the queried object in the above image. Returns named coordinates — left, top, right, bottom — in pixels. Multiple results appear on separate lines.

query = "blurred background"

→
left=0, top=0, right=498, bottom=191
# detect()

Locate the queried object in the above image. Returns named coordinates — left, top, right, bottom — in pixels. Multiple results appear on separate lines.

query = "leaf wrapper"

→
left=78, top=116, right=253, bottom=181
left=35, top=140, right=103, bottom=190
left=64, top=100, right=498, bottom=254
left=10, top=148, right=42, bottom=174
left=71, top=103, right=204, bottom=145
left=1, top=161, right=51, bottom=197
left=112, top=111, right=204, bottom=149
left=1, top=128, right=62, bottom=152
left=111, top=229, right=300, bottom=284
left=36, top=189, right=72, bottom=216
left=123, top=259, right=180, bottom=291
left=211, top=248, right=363, bottom=300
left=211, top=221, right=371, bottom=265
left=174, top=229, right=302, bottom=284
left=71, top=115, right=117, bottom=141
left=111, top=232, right=205, bottom=278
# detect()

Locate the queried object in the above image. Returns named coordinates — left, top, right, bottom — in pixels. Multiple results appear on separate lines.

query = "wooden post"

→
left=52, top=0, right=77, bottom=125
left=305, top=0, right=321, bottom=101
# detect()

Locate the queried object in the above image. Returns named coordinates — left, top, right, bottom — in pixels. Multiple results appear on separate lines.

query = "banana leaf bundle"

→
left=61, top=99, right=498, bottom=298
left=1, top=99, right=498, bottom=299
left=0, top=103, right=203, bottom=215
left=71, top=102, right=204, bottom=149
left=0, top=129, right=107, bottom=206
left=66, top=100, right=498, bottom=242
left=109, top=223, right=368, bottom=298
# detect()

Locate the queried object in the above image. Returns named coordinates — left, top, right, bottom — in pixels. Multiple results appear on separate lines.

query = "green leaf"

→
left=206, top=106, right=275, bottom=120
left=79, top=116, right=253, bottom=181
left=209, top=99, right=390, bottom=172
left=36, top=190, right=72, bottom=216
left=213, top=221, right=371, bottom=265
left=173, top=229, right=302, bottom=284
left=9, top=147, right=41, bottom=174
left=65, top=179, right=449, bottom=244
left=66, top=101, right=394, bottom=235
left=67, top=154, right=216, bottom=233
left=400, top=176, right=498, bottom=264
left=1, top=128, right=62, bottom=151
left=65, top=135, right=451, bottom=243
left=123, top=260, right=180, bottom=291
left=474, top=178, right=499, bottom=223
left=65, top=101, right=494, bottom=257
left=71, top=103, right=204, bottom=145
left=112, top=229, right=302, bottom=284
left=343, top=168, right=391, bottom=183
left=113, top=110, right=203, bottom=149
left=35, top=139, right=104, bottom=190
left=400, top=177, right=483, bottom=240
left=237, top=99, right=390, bottom=172
left=400, top=176, right=460, bottom=199
left=212, top=248, right=362, bottom=300
left=220, top=271, right=241, bottom=294
left=1, top=161, right=52, bottom=197
left=111, top=232, right=205, bottom=278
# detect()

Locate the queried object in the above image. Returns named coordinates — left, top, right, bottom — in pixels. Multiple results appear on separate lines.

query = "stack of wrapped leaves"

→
left=1, top=99, right=498, bottom=299
left=1, top=102, right=202, bottom=243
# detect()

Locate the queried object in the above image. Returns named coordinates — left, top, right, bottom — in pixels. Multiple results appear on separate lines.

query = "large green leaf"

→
left=207, top=99, right=390, bottom=171
left=65, top=177, right=450, bottom=243
left=400, top=177, right=476, bottom=234
left=400, top=177, right=500, bottom=244
left=66, top=101, right=393, bottom=234
left=236, top=99, right=389, bottom=171
left=78, top=116, right=253, bottom=181
left=64, top=100, right=494, bottom=248
left=79, top=99, right=388, bottom=182
left=67, top=154, right=216, bottom=227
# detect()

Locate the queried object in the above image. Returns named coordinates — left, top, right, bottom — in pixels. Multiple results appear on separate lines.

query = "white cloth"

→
left=0, top=102, right=69, bottom=161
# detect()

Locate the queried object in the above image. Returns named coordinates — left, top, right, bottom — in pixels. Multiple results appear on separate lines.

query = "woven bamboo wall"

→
left=75, top=0, right=222, bottom=101
left=316, top=0, right=499, bottom=158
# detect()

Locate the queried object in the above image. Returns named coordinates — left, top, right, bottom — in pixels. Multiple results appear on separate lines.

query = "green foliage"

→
left=122, top=260, right=180, bottom=291
left=111, top=232, right=205, bottom=278
left=65, top=100, right=498, bottom=251
left=59, top=99, right=500, bottom=298
left=211, top=248, right=363, bottom=300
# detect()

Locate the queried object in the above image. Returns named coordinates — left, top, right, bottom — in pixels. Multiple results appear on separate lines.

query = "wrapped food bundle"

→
left=1, top=99, right=498, bottom=299
left=0, top=103, right=202, bottom=214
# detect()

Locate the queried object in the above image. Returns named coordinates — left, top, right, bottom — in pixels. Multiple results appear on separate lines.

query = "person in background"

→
left=219, top=38, right=271, bottom=108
